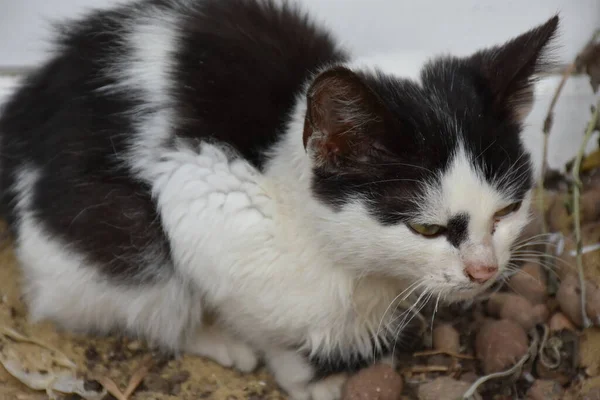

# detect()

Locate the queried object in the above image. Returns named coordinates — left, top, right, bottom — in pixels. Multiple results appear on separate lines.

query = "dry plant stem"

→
left=94, top=376, right=127, bottom=400
left=538, top=324, right=561, bottom=369
left=122, top=357, right=154, bottom=398
left=1, top=327, right=76, bottom=369
left=538, top=61, right=577, bottom=232
left=537, top=29, right=600, bottom=294
left=571, top=99, right=600, bottom=330
left=404, top=365, right=450, bottom=374
left=412, top=349, right=475, bottom=360
left=462, top=329, right=540, bottom=399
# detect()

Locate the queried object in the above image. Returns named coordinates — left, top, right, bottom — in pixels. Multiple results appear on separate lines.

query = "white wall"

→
left=0, top=0, right=598, bottom=67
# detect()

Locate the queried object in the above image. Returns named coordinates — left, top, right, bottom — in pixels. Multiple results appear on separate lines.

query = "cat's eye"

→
left=408, top=223, right=446, bottom=237
left=494, top=201, right=522, bottom=219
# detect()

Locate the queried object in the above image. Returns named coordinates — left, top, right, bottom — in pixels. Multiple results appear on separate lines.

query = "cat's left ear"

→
left=303, top=66, right=389, bottom=171
left=469, top=15, right=560, bottom=122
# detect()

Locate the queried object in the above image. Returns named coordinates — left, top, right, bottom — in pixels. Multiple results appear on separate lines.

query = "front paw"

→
left=185, top=326, right=259, bottom=373
left=309, top=374, right=348, bottom=400
left=283, top=374, right=347, bottom=400
left=265, top=349, right=347, bottom=400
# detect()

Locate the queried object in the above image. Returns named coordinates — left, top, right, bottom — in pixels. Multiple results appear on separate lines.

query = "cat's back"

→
left=108, top=0, right=349, bottom=167
left=0, top=0, right=348, bottom=171
left=168, top=0, right=348, bottom=167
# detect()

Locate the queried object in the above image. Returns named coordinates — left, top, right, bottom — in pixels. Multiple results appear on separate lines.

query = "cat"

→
left=0, top=0, right=558, bottom=398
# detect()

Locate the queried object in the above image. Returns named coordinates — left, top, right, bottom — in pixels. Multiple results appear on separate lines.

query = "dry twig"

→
left=403, top=365, right=450, bottom=374
left=537, top=29, right=600, bottom=294
left=94, top=376, right=127, bottom=400
left=412, top=349, right=475, bottom=360
left=571, top=99, right=600, bottom=329
left=538, top=324, right=561, bottom=369
left=91, top=356, right=154, bottom=400
left=123, top=357, right=154, bottom=398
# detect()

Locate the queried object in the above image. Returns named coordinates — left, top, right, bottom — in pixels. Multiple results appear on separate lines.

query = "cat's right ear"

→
left=303, top=67, right=388, bottom=171
left=469, top=15, right=560, bottom=123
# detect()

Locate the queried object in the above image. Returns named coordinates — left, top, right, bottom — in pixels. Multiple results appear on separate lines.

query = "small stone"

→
left=418, top=376, right=480, bottom=400
left=548, top=312, right=576, bottom=332
left=432, top=323, right=460, bottom=354
left=476, top=319, right=529, bottom=374
left=526, top=380, right=564, bottom=400
left=459, top=371, right=479, bottom=384
left=127, top=340, right=142, bottom=351
left=341, top=363, right=403, bottom=400
left=508, top=263, right=548, bottom=305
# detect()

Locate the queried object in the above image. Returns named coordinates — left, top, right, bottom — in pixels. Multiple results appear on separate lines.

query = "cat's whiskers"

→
left=510, top=250, right=572, bottom=268
left=430, top=292, right=441, bottom=337
left=391, top=289, right=432, bottom=361
left=505, top=257, right=563, bottom=279
left=372, top=279, right=427, bottom=360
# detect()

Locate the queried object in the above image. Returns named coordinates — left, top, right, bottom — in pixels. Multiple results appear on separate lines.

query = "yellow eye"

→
left=494, top=201, right=522, bottom=219
left=408, top=223, right=445, bottom=237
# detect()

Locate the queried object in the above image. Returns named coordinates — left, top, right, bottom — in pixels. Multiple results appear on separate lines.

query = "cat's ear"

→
left=469, top=15, right=559, bottom=122
left=303, top=66, right=388, bottom=171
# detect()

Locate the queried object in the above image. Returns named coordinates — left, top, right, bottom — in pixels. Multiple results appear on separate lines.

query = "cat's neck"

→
left=263, top=97, right=341, bottom=259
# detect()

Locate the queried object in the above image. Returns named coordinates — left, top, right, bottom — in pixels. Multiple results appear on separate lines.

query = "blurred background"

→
left=0, top=0, right=599, bottom=173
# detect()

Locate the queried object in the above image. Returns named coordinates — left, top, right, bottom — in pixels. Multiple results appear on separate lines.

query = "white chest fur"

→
left=150, top=136, right=406, bottom=359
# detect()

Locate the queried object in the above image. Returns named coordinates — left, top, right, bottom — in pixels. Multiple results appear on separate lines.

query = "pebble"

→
left=341, top=363, right=403, bottom=400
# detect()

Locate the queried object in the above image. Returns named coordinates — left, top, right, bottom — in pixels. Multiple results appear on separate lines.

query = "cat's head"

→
left=303, top=16, right=559, bottom=301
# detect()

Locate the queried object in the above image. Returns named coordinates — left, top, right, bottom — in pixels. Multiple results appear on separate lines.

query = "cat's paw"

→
left=309, top=374, right=347, bottom=400
left=185, top=327, right=259, bottom=372
left=265, top=348, right=347, bottom=400
left=284, top=374, right=347, bottom=400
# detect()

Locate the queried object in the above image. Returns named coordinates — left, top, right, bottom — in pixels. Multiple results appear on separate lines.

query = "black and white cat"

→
left=0, top=0, right=558, bottom=398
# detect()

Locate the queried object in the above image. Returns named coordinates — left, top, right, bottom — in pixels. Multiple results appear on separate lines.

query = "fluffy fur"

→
left=0, top=0, right=559, bottom=398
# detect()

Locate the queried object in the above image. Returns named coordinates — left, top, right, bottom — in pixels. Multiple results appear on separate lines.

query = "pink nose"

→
left=464, top=264, right=498, bottom=283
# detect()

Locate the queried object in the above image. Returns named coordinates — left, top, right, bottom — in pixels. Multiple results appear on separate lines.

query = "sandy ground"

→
left=0, top=220, right=286, bottom=400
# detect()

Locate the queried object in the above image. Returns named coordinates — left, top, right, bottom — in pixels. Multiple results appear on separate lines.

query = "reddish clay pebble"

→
left=459, top=371, right=479, bottom=384
left=558, top=274, right=585, bottom=327
left=586, top=282, right=600, bottom=326
left=526, top=379, right=564, bottom=400
left=581, top=189, right=600, bottom=223
left=475, top=319, right=529, bottom=374
left=417, top=376, right=480, bottom=400
left=488, top=293, right=546, bottom=330
left=499, top=295, right=539, bottom=330
left=432, top=323, right=460, bottom=354
left=531, top=303, right=550, bottom=324
left=582, top=387, right=600, bottom=400
left=557, top=274, right=600, bottom=327
left=341, top=363, right=403, bottom=400
left=508, top=263, right=548, bottom=305
left=548, top=312, right=576, bottom=332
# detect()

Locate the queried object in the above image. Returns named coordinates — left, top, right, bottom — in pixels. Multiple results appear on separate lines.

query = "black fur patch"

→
left=310, top=16, right=558, bottom=226
left=447, top=213, right=470, bottom=248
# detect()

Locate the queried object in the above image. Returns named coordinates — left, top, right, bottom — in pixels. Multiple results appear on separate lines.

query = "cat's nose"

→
left=464, top=264, right=498, bottom=283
